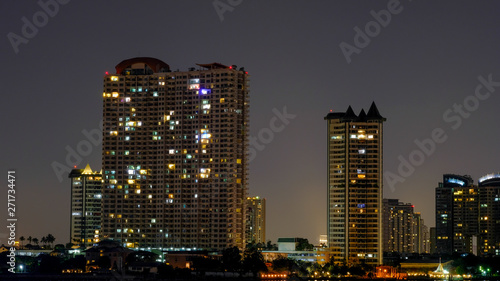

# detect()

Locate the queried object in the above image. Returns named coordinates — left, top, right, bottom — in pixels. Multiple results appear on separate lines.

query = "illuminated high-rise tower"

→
left=246, top=196, right=266, bottom=244
left=101, top=58, right=249, bottom=251
left=325, top=102, right=385, bottom=265
left=69, top=164, right=102, bottom=247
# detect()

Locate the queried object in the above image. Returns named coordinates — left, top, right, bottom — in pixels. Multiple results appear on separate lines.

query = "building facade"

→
left=436, top=174, right=477, bottom=255
left=245, top=196, right=266, bottom=244
left=477, top=174, right=500, bottom=256
left=435, top=173, right=500, bottom=256
left=101, top=58, right=249, bottom=251
left=325, top=102, right=385, bottom=265
left=382, top=199, right=429, bottom=254
left=69, top=164, right=102, bottom=247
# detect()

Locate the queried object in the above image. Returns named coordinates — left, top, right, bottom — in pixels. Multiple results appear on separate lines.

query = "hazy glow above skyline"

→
left=1, top=0, right=500, bottom=246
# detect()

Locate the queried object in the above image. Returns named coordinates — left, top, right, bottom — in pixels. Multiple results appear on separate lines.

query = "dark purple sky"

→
left=2, top=0, right=500, bottom=246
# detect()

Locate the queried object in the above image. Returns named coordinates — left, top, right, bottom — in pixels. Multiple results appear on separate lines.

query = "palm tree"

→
left=33, top=237, right=39, bottom=246
left=28, top=236, right=32, bottom=245
left=41, top=236, right=47, bottom=249
left=19, top=236, right=25, bottom=249
left=46, top=234, right=55, bottom=249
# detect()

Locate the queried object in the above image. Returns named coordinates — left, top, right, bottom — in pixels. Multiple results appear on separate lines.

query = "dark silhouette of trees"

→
left=222, top=246, right=242, bottom=272
left=242, top=247, right=267, bottom=277
left=296, top=238, right=314, bottom=251
left=39, top=254, right=62, bottom=274
left=46, top=234, right=55, bottom=248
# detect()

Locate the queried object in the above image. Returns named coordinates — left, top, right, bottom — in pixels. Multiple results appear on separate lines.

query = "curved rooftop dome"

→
left=115, top=57, right=170, bottom=74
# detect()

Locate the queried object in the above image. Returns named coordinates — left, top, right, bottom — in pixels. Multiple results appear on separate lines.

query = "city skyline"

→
left=2, top=1, right=500, bottom=246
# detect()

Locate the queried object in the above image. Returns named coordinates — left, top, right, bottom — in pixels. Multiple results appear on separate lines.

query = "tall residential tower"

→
left=101, top=58, right=249, bottom=251
left=325, top=102, right=385, bottom=265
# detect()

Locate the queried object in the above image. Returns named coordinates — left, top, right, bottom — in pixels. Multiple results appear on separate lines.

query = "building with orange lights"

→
left=101, top=58, right=249, bottom=251
left=69, top=164, right=102, bottom=247
left=325, top=103, right=385, bottom=265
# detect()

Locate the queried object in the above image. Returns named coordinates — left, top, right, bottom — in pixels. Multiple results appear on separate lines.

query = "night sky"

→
left=2, top=0, right=500, bottom=246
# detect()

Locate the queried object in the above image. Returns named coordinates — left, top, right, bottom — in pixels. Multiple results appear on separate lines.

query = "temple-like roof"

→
left=115, top=57, right=170, bottom=74
left=367, top=101, right=386, bottom=121
left=324, top=102, right=386, bottom=122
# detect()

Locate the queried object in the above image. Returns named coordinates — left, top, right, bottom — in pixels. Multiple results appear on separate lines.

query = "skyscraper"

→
left=476, top=174, right=500, bottom=256
left=435, top=174, right=477, bottom=255
left=69, top=164, right=102, bottom=247
left=101, top=58, right=249, bottom=251
left=382, top=199, right=427, bottom=254
left=325, top=102, right=385, bottom=265
left=246, top=196, right=266, bottom=244
left=435, top=173, right=500, bottom=256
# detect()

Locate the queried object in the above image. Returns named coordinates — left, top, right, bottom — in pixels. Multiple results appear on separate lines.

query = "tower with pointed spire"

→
left=324, top=102, right=386, bottom=265
left=69, top=164, right=103, bottom=247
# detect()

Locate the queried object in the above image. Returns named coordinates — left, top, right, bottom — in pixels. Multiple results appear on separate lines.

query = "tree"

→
left=266, top=240, right=278, bottom=250
left=19, top=236, right=25, bottom=249
left=27, top=236, right=32, bottom=245
left=62, top=255, right=86, bottom=273
left=41, top=236, right=47, bottom=249
left=46, top=234, right=55, bottom=249
left=39, top=255, right=62, bottom=274
left=242, top=248, right=267, bottom=277
left=296, top=238, right=314, bottom=251
left=32, top=238, right=39, bottom=246
left=272, top=256, right=298, bottom=275
left=222, top=246, right=242, bottom=272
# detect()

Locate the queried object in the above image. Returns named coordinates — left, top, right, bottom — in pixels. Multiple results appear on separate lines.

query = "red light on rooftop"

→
left=105, top=71, right=109, bottom=75
left=245, top=71, right=248, bottom=74
left=74, top=165, right=77, bottom=168
left=411, top=205, right=415, bottom=208
left=229, top=66, right=232, bottom=69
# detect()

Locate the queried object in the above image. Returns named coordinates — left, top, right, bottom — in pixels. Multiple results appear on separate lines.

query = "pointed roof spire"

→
left=357, top=109, right=367, bottom=122
left=366, top=101, right=386, bottom=121
left=341, top=105, right=358, bottom=121
left=82, top=164, right=93, bottom=175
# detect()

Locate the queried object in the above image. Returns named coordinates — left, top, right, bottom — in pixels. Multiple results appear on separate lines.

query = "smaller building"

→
left=261, top=238, right=332, bottom=265
left=164, top=251, right=220, bottom=269
left=399, top=259, right=452, bottom=275
left=246, top=197, right=266, bottom=244
left=69, top=164, right=102, bottom=248
left=376, top=265, right=407, bottom=279
left=84, top=240, right=133, bottom=271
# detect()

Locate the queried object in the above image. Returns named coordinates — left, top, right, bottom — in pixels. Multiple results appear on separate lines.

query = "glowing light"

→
left=479, top=173, right=500, bottom=183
